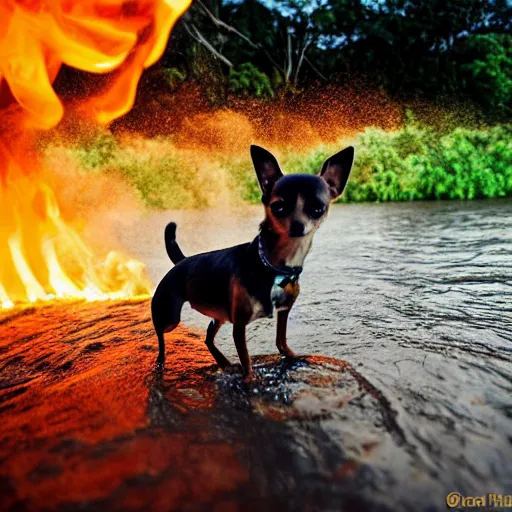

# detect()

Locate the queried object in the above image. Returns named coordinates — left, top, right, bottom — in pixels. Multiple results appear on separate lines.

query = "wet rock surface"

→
left=1, top=299, right=510, bottom=511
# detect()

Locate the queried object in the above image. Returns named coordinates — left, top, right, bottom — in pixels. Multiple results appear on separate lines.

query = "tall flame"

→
left=0, top=0, right=191, bottom=308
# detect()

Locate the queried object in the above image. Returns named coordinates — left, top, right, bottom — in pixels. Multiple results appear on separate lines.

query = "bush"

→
left=337, top=124, right=512, bottom=202
left=233, top=123, right=512, bottom=204
left=71, top=131, right=118, bottom=170
left=49, top=133, right=232, bottom=209
left=162, top=67, right=187, bottom=90
left=47, top=123, right=512, bottom=208
left=229, top=63, right=274, bottom=99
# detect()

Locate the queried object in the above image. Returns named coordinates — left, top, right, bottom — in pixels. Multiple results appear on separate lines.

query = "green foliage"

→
left=168, top=0, right=512, bottom=121
left=190, top=44, right=227, bottom=106
left=460, top=34, right=512, bottom=118
left=109, top=143, right=198, bottom=209
left=52, top=125, right=512, bottom=208
left=70, top=131, right=118, bottom=170
left=161, top=67, right=187, bottom=90
left=233, top=124, right=512, bottom=204
left=339, top=125, right=512, bottom=202
left=55, top=133, right=221, bottom=209
left=229, top=63, right=274, bottom=98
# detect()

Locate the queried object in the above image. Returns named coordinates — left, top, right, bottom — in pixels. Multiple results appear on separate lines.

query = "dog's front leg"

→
left=233, top=324, right=255, bottom=383
left=205, top=319, right=231, bottom=369
left=276, top=309, right=296, bottom=358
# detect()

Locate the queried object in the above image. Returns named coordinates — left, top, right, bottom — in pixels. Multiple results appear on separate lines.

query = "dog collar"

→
left=257, top=234, right=303, bottom=279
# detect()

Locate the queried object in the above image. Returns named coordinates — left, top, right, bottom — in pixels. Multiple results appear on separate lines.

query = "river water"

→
left=131, top=200, right=512, bottom=364
left=121, top=198, right=512, bottom=494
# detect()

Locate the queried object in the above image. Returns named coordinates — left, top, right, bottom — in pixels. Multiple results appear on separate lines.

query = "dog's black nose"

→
left=289, top=221, right=305, bottom=237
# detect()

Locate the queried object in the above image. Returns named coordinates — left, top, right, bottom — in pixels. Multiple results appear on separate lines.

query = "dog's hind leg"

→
left=151, top=293, right=184, bottom=365
left=205, top=319, right=231, bottom=369
left=156, top=330, right=167, bottom=365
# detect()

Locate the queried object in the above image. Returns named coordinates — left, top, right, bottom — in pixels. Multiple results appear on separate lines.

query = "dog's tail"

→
left=165, top=222, right=186, bottom=264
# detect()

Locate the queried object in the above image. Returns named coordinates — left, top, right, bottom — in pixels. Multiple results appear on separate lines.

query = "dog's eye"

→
left=270, top=201, right=286, bottom=216
left=307, top=204, right=326, bottom=219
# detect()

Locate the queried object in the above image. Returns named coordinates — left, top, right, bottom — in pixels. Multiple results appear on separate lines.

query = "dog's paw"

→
left=156, top=354, right=166, bottom=370
left=242, top=373, right=257, bottom=385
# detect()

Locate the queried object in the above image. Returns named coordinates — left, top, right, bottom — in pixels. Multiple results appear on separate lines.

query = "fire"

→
left=0, top=0, right=191, bottom=308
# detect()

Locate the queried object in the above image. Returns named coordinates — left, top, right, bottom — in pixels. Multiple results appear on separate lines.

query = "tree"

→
left=459, top=33, right=512, bottom=118
left=150, top=0, right=512, bottom=121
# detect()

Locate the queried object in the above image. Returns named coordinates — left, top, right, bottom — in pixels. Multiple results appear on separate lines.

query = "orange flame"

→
left=0, top=0, right=191, bottom=308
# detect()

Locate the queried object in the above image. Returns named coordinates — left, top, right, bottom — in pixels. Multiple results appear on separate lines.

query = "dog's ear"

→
left=250, top=145, right=284, bottom=204
left=319, top=146, right=355, bottom=200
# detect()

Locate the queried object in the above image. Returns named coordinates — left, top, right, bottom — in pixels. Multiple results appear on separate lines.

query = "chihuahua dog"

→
left=151, top=145, right=354, bottom=382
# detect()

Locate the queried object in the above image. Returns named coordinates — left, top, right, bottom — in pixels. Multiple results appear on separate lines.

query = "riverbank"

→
left=43, top=123, right=512, bottom=210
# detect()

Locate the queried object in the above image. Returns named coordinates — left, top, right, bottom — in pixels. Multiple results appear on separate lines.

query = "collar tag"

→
left=271, top=273, right=300, bottom=310
left=274, top=274, right=299, bottom=288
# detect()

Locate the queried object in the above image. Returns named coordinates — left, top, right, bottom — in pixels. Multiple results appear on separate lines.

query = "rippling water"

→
left=129, top=199, right=512, bottom=360
left=122, top=199, right=512, bottom=492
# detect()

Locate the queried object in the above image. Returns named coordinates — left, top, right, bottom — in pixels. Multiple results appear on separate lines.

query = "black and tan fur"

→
left=151, top=144, right=355, bottom=382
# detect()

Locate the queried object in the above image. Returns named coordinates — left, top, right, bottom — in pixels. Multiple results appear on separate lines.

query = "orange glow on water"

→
left=0, top=0, right=191, bottom=308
